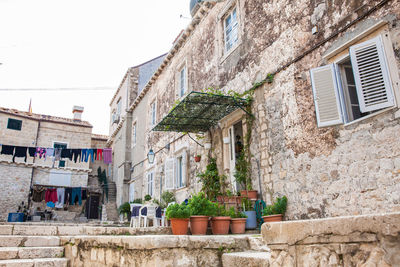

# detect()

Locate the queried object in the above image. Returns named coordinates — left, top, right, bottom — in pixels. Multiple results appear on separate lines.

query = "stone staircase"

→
left=101, top=181, right=119, bottom=222
left=222, top=235, right=271, bottom=267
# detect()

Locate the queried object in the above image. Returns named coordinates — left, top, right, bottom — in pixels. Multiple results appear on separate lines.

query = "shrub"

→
left=130, top=198, right=142, bottom=204
left=197, top=158, right=226, bottom=201
left=228, top=207, right=247, bottom=219
left=188, top=192, right=216, bottom=216
left=241, top=197, right=253, bottom=211
left=263, top=196, right=287, bottom=216
left=214, top=204, right=229, bottom=217
left=118, top=202, right=131, bottom=215
left=166, top=203, right=190, bottom=220
left=144, top=194, right=152, bottom=202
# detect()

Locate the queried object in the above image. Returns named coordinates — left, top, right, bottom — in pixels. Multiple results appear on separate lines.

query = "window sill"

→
left=343, top=107, right=395, bottom=127
left=175, top=186, right=188, bottom=193
left=220, top=41, right=242, bottom=65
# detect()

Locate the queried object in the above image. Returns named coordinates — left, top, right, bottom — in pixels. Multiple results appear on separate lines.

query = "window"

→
left=176, top=156, right=184, bottom=188
left=165, top=151, right=187, bottom=190
left=179, top=66, right=187, bottom=97
left=132, top=122, right=137, bottom=147
left=7, top=118, right=22, bottom=131
left=310, top=36, right=395, bottom=127
left=147, top=172, right=154, bottom=197
left=224, top=7, right=238, bottom=53
left=129, top=182, right=135, bottom=202
left=117, top=99, right=122, bottom=115
left=54, top=142, right=67, bottom=168
left=150, top=101, right=156, bottom=126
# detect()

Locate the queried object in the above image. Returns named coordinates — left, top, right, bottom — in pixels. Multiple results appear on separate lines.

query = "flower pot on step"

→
left=230, top=218, right=247, bottom=234
left=194, top=156, right=201, bottom=162
left=170, top=218, right=189, bottom=235
left=262, top=214, right=283, bottom=222
left=244, top=211, right=257, bottom=229
left=211, top=216, right=231, bottom=235
left=241, top=190, right=258, bottom=200
left=190, top=215, right=209, bottom=235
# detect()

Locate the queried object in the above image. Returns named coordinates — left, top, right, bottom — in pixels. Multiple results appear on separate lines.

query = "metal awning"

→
left=153, top=91, right=249, bottom=133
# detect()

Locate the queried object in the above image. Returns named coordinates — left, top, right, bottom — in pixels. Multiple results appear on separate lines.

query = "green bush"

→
left=118, top=202, right=131, bottom=215
left=188, top=192, right=217, bottom=216
left=197, top=158, right=226, bottom=201
left=166, top=203, right=190, bottom=220
left=263, top=196, right=287, bottom=216
left=130, top=198, right=142, bottom=204
left=228, top=207, right=247, bottom=218
left=144, top=194, right=152, bottom=202
left=214, top=204, right=229, bottom=217
left=241, top=197, right=253, bottom=211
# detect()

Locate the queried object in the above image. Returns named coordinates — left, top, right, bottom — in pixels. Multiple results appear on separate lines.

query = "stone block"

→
left=13, top=225, right=57, bottom=236
left=57, top=226, right=85, bottom=236
left=0, top=247, right=64, bottom=260
left=0, top=226, right=12, bottom=235
left=222, top=251, right=270, bottom=267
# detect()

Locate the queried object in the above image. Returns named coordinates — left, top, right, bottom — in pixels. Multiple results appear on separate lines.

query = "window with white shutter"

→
left=310, top=64, right=344, bottom=127
left=181, top=151, right=187, bottom=187
left=164, top=158, right=175, bottom=190
left=350, top=36, right=395, bottom=113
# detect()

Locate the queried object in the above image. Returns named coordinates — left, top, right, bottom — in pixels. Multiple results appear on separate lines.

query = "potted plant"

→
left=228, top=207, right=247, bottom=234
left=144, top=194, right=152, bottom=203
left=194, top=155, right=201, bottom=162
left=210, top=204, right=230, bottom=235
left=241, top=197, right=257, bottom=229
left=197, top=158, right=224, bottom=201
left=118, top=202, right=131, bottom=221
left=188, top=192, right=216, bottom=235
left=262, top=196, right=287, bottom=222
left=235, top=152, right=258, bottom=200
left=166, top=203, right=190, bottom=235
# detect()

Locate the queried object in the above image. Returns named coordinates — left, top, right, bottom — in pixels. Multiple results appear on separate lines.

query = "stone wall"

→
left=261, top=212, right=400, bottom=266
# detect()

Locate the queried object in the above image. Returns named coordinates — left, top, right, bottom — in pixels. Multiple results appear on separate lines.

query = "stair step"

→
left=222, top=251, right=270, bottom=267
left=0, top=236, right=60, bottom=247
left=0, top=247, right=64, bottom=260
left=0, top=258, right=68, bottom=267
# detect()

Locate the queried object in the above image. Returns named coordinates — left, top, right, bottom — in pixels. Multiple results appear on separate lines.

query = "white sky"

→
left=0, top=0, right=191, bottom=134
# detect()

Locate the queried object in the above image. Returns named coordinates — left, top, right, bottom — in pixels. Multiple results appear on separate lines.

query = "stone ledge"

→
left=261, top=212, right=400, bottom=246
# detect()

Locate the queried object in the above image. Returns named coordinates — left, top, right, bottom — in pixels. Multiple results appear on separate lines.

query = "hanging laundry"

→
left=13, top=146, right=28, bottom=162
left=28, top=147, right=36, bottom=158
left=61, top=149, right=73, bottom=160
left=45, top=148, right=54, bottom=161
left=45, top=188, right=58, bottom=203
left=88, top=149, right=94, bottom=163
left=82, top=189, right=87, bottom=200
left=1, top=145, right=14, bottom=156
left=46, top=201, right=55, bottom=208
left=35, top=147, right=46, bottom=159
left=82, top=149, right=94, bottom=163
left=71, top=187, right=82, bottom=205
left=64, top=188, right=72, bottom=205
left=103, top=148, right=112, bottom=164
left=72, top=149, right=82, bottom=163
left=96, top=149, right=103, bottom=161
left=32, top=186, right=46, bottom=202
left=52, top=148, right=62, bottom=168
left=55, top=188, right=65, bottom=208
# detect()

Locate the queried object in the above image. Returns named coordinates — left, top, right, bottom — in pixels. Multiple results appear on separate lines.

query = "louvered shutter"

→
left=310, top=64, right=344, bottom=127
left=350, top=36, right=394, bottom=113
left=164, top=158, right=174, bottom=189
left=181, top=151, right=187, bottom=187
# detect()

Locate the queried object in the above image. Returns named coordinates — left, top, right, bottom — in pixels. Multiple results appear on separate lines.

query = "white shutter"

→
left=181, top=151, right=187, bottom=187
left=164, top=158, right=174, bottom=190
left=310, top=64, right=344, bottom=127
left=350, top=36, right=395, bottom=113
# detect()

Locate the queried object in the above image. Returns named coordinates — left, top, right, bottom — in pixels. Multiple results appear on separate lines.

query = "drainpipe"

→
left=28, top=120, right=40, bottom=209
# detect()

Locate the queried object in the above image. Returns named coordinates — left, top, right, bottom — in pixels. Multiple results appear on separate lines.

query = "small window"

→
left=54, top=142, right=67, bottom=168
left=147, top=172, right=154, bottom=197
left=224, top=7, right=238, bottom=53
left=129, top=183, right=135, bottom=202
left=176, top=156, right=183, bottom=188
left=117, top=99, right=122, bottom=115
left=150, top=101, right=156, bottom=126
left=132, top=122, right=137, bottom=147
left=7, top=118, right=22, bottom=131
left=179, top=66, right=187, bottom=97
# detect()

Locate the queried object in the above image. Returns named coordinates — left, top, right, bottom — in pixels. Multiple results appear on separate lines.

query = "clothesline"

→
left=33, top=184, right=88, bottom=189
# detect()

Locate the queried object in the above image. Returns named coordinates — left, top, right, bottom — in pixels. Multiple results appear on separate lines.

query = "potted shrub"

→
left=242, top=197, right=257, bottom=229
left=166, top=203, right=190, bottom=235
left=197, top=158, right=225, bottom=201
left=188, top=192, right=216, bottom=235
left=210, top=204, right=230, bottom=235
left=144, top=194, right=152, bottom=203
left=262, top=196, right=287, bottom=222
left=235, top=152, right=258, bottom=200
left=194, top=155, right=201, bottom=162
left=118, top=202, right=131, bottom=221
left=228, top=207, right=247, bottom=234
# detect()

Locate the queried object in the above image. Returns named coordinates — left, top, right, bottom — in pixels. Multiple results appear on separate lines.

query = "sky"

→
left=0, top=0, right=191, bottom=134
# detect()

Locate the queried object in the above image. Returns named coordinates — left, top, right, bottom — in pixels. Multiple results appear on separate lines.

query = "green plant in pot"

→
left=166, top=203, right=190, bottom=235
left=188, top=192, right=216, bottom=235
left=262, top=196, right=287, bottom=222
left=228, top=207, right=247, bottom=234
left=210, top=204, right=231, bottom=235
left=241, top=197, right=257, bottom=229
left=118, top=202, right=131, bottom=220
left=197, top=158, right=225, bottom=201
left=235, top=151, right=258, bottom=200
left=144, top=194, right=152, bottom=202
left=153, top=191, right=176, bottom=209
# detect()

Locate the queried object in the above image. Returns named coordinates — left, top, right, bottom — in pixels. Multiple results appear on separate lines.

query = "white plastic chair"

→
left=138, top=205, right=158, bottom=227
left=162, top=202, right=176, bottom=227
left=129, top=204, right=142, bottom=228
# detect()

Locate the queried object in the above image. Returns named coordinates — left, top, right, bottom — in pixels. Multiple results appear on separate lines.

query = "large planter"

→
left=241, top=190, right=258, bottom=200
left=230, top=218, right=247, bottom=234
left=190, top=216, right=209, bottom=235
left=262, top=214, right=283, bottom=222
left=211, top=216, right=231, bottom=235
left=244, top=211, right=257, bottom=229
left=170, top=218, right=189, bottom=235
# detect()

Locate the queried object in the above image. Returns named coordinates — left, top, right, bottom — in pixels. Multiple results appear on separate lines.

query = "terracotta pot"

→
left=194, top=156, right=201, bottom=162
left=262, top=214, right=283, bottom=222
left=190, top=216, right=210, bottom=235
left=240, top=190, right=248, bottom=197
left=211, top=216, right=231, bottom=235
left=241, top=190, right=258, bottom=200
left=230, top=218, right=247, bottom=234
left=170, top=218, right=189, bottom=235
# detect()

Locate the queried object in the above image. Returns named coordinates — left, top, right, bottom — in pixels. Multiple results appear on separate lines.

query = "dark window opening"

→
left=54, top=142, right=67, bottom=168
left=7, top=118, right=22, bottom=131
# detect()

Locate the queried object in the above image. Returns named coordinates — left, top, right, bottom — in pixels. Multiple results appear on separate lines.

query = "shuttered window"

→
left=350, top=36, right=394, bottom=113
left=310, top=64, right=344, bottom=127
left=164, top=158, right=175, bottom=190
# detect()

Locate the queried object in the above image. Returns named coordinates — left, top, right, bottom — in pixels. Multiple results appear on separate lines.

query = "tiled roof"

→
left=0, top=107, right=92, bottom=127
left=91, top=133, right=109, bottom=140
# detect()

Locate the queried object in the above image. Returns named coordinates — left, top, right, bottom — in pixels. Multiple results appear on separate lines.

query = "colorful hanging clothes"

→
left=71, top=187, right=82, bottom=205
left=32, top=186, right=46, bottom=202
left=45, top=188, right=58, bottom=203
left=61, top=149, right=73, bottom=160
left=55, top=188, right=65, bottom=208
left=72, top=149, right=81, bottom=163
left=1, top=145, right=14, bottom=156
left=103, top=148, right=112, bottom=164
left=35, top=147, right=46, bottom=159
left=13, top=146, right=28, bottom=162
left=28, top=147, right=36, bottom=158
left=45, top=148, right=54, bottom=161
left=96, top=149, right=103, bottom=161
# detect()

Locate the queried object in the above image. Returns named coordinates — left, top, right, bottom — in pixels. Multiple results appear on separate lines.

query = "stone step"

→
left=0, top=236, right=60, bottom=247
left=222, top=251, right=270, bottom=267
left=248, top=235, right=270, bottom=252
left=0, top=258, right=68, bottom=267
left=0, top=247, right=64, bottom=260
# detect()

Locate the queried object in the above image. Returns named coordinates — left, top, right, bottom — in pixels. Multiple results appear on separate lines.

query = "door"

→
left=229, top=126, right=237, bottom=193
left=86, top=195, right=100, bottom=219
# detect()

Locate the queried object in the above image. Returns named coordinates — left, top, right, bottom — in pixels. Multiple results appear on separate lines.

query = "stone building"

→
left=111, top=0, right=400, bottom=219
left=0, top=106, right=108, bottom=221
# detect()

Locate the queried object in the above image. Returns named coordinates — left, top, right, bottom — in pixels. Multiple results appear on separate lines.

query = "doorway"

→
left=229, top=121, right=243, bottom=193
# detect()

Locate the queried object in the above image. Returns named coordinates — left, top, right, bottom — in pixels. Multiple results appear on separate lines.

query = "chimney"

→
left=72, top=106, right=84, bottom=120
